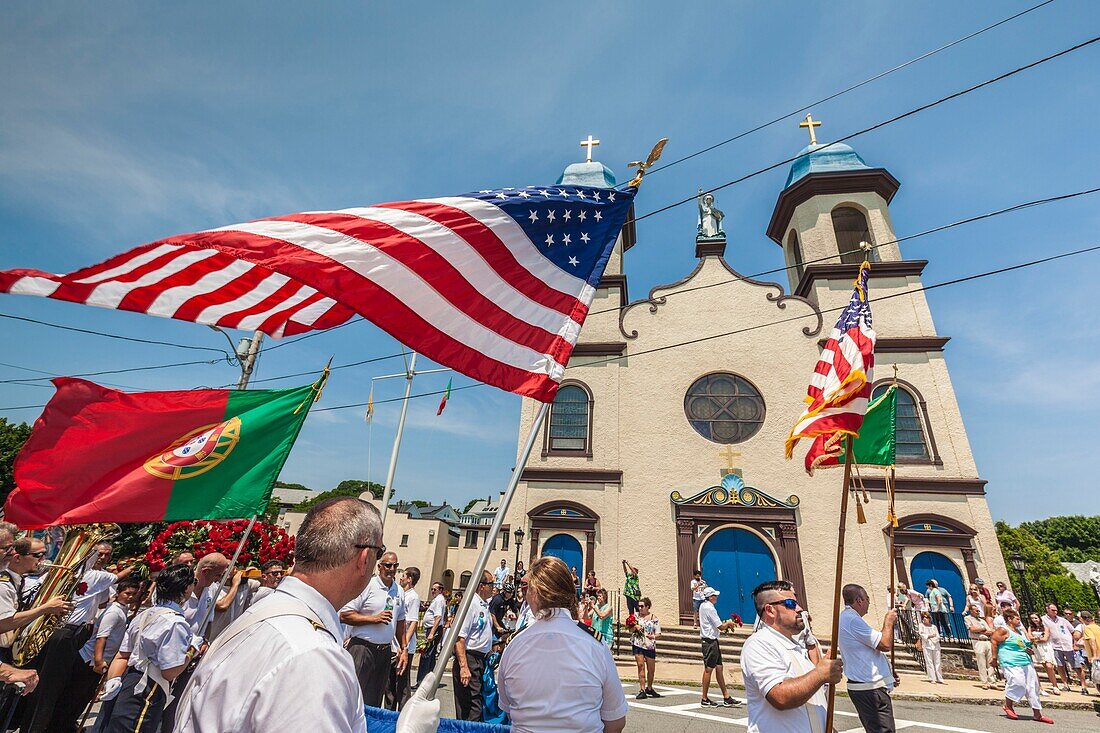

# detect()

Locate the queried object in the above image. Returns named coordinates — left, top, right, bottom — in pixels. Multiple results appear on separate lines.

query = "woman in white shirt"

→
left=915, top=611, right=945, bottom=684
left=498, top=556, right=628, bottom=733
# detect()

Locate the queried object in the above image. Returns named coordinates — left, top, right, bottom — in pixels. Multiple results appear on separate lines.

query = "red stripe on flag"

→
left=116, top=252, right=233, bottom=313
left=161, top=228, right=564, bottom=401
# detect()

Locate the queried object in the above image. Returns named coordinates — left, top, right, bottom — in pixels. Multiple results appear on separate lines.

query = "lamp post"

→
left=513, top=527, right=524, bottom=576
left=1009, top=553, right=1035, bottom=615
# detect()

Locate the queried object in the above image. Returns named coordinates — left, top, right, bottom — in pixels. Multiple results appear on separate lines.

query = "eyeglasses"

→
left=379, top=562, right=399, bottom=569
left=478, top=579, right=493, bottom=586
left=355, top=543, right=386, bottom=555
left=25, top=551, right=47, bottom=559
left=265, top=569, right=286, bottom=577
left=766, top=599, right=800, bottom=611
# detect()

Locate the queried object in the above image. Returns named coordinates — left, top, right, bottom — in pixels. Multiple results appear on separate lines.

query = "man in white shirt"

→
left=740, top=579, right=842, bottom=733
left=251, top=560, right=287, bottom=604
left=207, top=567, right=261, bottom=640
left=415, top=581, right=447, bottom=687
left=386, top=566, right=421, bottom=710
left=453, top=570, right=495, bottom=721
left=837, top=583, right=898, bottom=733
left=697, top=587, right=742, bottom=708
left=175, top=497, right=407, bottom=733
left=340, top=550, right=407, bottom=708
left=494, top=559, right=510, bottom=590
left=24, top=541, right=135, bottom=733
left=184, top=552, right=230, bottom=635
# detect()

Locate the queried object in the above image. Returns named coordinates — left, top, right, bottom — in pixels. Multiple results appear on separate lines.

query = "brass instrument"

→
left=12, top=523, right=120, bottom=666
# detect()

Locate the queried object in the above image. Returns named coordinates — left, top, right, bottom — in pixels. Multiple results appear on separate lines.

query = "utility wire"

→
left=307, top=243, right=1100, bottom=413
left=630, top=35, right=1100, bottom=222
left=0, top=312, right=233, bottom=357
left=586, top=186, right=1100, bottom=318
left=646, top=0, right=1058, bottom=176
left=0, top=357, right=229, bottom=385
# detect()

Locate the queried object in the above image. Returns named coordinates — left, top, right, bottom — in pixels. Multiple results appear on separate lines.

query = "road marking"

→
left=619, top=683, right=696, bottom=696
left=627, top=700, right=746, bottom=725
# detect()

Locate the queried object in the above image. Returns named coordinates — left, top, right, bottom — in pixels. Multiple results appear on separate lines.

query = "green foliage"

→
left=0, top=418, right=32, bottom=507
left=994, top=521, right=1066, bottom=577
left=1036, top=574, right=1099, bottom=611
left=462, top=498, right=480, bottom=513
left=291, top=479, right=384, bottom=511
left=334, top=479, right=385, bottom=500
left=274, top=480, right=311, bottom=491
left=1019, top=516, right=1100, bottom=564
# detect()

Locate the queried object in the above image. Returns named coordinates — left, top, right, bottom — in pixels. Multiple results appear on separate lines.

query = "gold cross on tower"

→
left=718, top=446, right=743, bottom=478
left=579, top=134, right=601, bottom=162
left=799, top=113, right=822, bottom=145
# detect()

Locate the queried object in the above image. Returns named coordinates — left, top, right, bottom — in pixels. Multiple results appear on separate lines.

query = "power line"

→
left=0, top=357, right=229, bottom=385
left=310, top=242, right=1100, bottom=413
left=585, top=186, right=1100, bottom=318
left=0, top=312, right=233, bottom=357
left=630, top=35, right=1100, bottom=222
left=647, top=0, right=1058, bottom=176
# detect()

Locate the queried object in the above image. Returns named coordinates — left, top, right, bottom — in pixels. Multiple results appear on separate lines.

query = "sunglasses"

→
left=478, top=580, right=493, bottom=586
left=265, top=569, right=287, bottom=577
left=25, top=551, right=47, bottom=559
left=355, top=543, right=386, bottom=555
left=766, top=598, right=800, bottom=611
left=379, top=562, right=399, bottom=569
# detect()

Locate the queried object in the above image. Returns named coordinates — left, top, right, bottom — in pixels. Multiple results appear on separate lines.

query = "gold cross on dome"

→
left=580, top=134, right=601, bottom=162
left=718, top=446, right=742, bottom=476
left=799, top=114, right=822, bottom=145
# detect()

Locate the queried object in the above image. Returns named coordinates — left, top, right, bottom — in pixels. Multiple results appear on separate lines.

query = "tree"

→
left=334, top=479, right=385, bottom=500
left=291, top=479, right=385, bottom=512
left=0, top=418, right=32, bottom=507
left=1019, top=516, right=1100, bottom=563
left=996, top=521, right=1098, bottom=610
left=274, top=480, right=311, bottom=492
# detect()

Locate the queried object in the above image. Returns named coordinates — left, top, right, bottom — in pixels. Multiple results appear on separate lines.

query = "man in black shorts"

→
left=698, top=587, right=743, bottom=707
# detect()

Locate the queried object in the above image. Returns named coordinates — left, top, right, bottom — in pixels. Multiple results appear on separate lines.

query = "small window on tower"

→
left=831, top=207, right=873, bottom=264
left=787, top=231, right=805, bottom=280
left=400, top=534, right=409, bottom=547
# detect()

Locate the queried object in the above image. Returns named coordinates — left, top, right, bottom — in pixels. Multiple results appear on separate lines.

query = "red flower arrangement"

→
left=729, top=612, right=743, bottom=627
left=144, top=519, right=294, bottom=572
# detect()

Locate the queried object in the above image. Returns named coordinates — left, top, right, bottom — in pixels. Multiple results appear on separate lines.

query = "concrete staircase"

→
left=611, top=624, right=929, bottom=676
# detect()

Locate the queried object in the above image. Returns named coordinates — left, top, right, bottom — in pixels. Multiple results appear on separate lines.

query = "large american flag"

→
left=0, top=185, right=635, bottom=402
left=785, top=261, right=876, bottom=471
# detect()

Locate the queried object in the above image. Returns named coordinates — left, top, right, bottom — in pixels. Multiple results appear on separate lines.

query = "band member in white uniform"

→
left=415, top=581, right=447, bottom=687
left=453, top=570, right=494, bottom=721
left=0, top=538, right=73, bottom=663
left=340, top=550, right=406, bottom=708
left=498, top=556, right=628, bottom=733
left=386, top=566, right=421, bottom=710
left=174, top=498, right=420, bottom=733
left=101, top=563, right=195, bottom=733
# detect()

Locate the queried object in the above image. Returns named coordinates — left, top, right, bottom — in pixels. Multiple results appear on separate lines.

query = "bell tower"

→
left=766, top=114, right=902, bottom=295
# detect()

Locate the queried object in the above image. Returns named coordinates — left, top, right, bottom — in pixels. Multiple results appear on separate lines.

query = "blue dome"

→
left=556, top=161, right=617, bottom=188
left=784, top=142, right=871, bottom=188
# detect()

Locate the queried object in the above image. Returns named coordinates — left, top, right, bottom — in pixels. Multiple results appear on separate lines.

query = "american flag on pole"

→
left=785, top=261, right=877, bottom=472
left=0, top=185, right=635, bottom=402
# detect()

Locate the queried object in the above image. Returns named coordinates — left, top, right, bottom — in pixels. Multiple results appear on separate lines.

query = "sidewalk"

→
left=614, top=662, right=1099, bottom=711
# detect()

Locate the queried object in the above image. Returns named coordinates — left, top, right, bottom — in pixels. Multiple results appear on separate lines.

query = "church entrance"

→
left=542, top=533, right=583, bottom=578
left=700, top=527, right=777, bottom=624
left=909, top=550, right=966, bottom=610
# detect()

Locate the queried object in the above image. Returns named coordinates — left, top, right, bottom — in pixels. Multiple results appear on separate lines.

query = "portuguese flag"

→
left=5, top=377, right=320, bottom=528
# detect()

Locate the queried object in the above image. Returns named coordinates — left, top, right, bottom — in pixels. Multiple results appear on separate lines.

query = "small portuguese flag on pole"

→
left=4, top=375, right=325, bottom=529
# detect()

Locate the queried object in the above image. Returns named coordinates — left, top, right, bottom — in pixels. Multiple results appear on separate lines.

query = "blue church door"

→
left=909, top=551, right=966, bottom=610
left=542, top=534, right=583, bottom=578
left=700, top=528, right=777, bottom=624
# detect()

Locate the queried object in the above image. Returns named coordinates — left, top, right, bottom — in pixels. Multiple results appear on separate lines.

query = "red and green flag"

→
left=437, top=378, right=452, bottom=415
left=4, top=377, right=323, bottom=528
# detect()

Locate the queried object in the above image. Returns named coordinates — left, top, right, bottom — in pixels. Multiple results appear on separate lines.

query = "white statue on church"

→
left=697, top=188, right=724, bottom=239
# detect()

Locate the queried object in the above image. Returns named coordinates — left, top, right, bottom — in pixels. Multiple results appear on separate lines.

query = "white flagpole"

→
left=378, top=352, right=416, bottom=524
left=425, top=401, right=550, bottom=695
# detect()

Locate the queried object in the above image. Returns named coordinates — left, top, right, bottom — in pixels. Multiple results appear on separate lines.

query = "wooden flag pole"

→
left=824, top=439, right=855, bottom=733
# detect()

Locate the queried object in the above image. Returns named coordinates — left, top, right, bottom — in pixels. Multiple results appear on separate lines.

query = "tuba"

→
left=12, top=523, right=121, bottom=666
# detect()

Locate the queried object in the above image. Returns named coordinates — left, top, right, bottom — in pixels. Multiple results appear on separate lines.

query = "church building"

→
left=503, top=125, right=1008, bottom=630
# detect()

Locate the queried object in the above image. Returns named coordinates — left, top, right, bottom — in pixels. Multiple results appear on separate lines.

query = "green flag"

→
left=842, top=385, right=897, bottom=465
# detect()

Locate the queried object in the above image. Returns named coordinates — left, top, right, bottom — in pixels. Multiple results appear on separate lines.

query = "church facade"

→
left=502, top=132, right=1008, bottom=630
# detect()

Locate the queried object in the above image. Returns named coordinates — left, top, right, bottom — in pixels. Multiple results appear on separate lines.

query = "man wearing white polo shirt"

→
left=340, top=551, right=407, bottom=707
left=697, top=587, right=742, bottom=708
left=453, top=570, right=495, bottom=721
left=837, top=583, right=898, bottom=733
left=740, top=580, right=842, bottom=733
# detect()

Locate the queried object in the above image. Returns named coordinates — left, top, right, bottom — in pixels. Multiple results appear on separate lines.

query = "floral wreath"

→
left=144, top=519, right=294, bottom=572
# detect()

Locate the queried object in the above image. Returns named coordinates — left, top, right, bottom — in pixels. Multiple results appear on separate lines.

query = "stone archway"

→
left=527, top=500, right=598, bottom=577
left=887, top=513, right=979, bottom=586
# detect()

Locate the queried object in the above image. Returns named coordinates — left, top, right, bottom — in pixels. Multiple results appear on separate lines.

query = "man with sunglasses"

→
left=453, top=570, right=495, bottom=721
left=837, top=583, right=898, bottom=733
left=251, top=560, right=287, bottom=604
left=0, top=538, right=73, bottom=662
left=740, top=580, right=841, bottom=733
left=0, top=523, right=18, bottom=573
left=341, top=550, right=407, bottom=708
left=176, top=496, right=390, bottom=733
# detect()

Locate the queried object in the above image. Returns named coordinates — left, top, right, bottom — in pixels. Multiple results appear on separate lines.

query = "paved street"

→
left=430, top=679, right=1100, bottom=733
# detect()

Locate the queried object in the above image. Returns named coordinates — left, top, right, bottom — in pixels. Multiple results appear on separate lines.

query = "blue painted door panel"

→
left=541, top=533, right=583, bottom=578
left=700, top=528, right=777, bottom=624
left=909, top=551, right=966, bottom=609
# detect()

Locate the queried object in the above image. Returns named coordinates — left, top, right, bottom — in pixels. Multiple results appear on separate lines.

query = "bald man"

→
left=341, top=551, right=407, bottom=707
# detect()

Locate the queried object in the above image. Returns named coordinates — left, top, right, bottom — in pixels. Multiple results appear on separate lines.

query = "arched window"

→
left=546, top=383, right=592, bottom=454
left=459, top=571, right=472, bottom=589
left=872, top=384, right=929, bottom=460
left=831, top=206, right=873, bottom=264
left=787, top=231, right=805, bottom=280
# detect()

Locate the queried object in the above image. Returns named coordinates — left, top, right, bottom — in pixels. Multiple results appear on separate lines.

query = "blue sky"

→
left=1, top=2, right=1097, bottom=524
